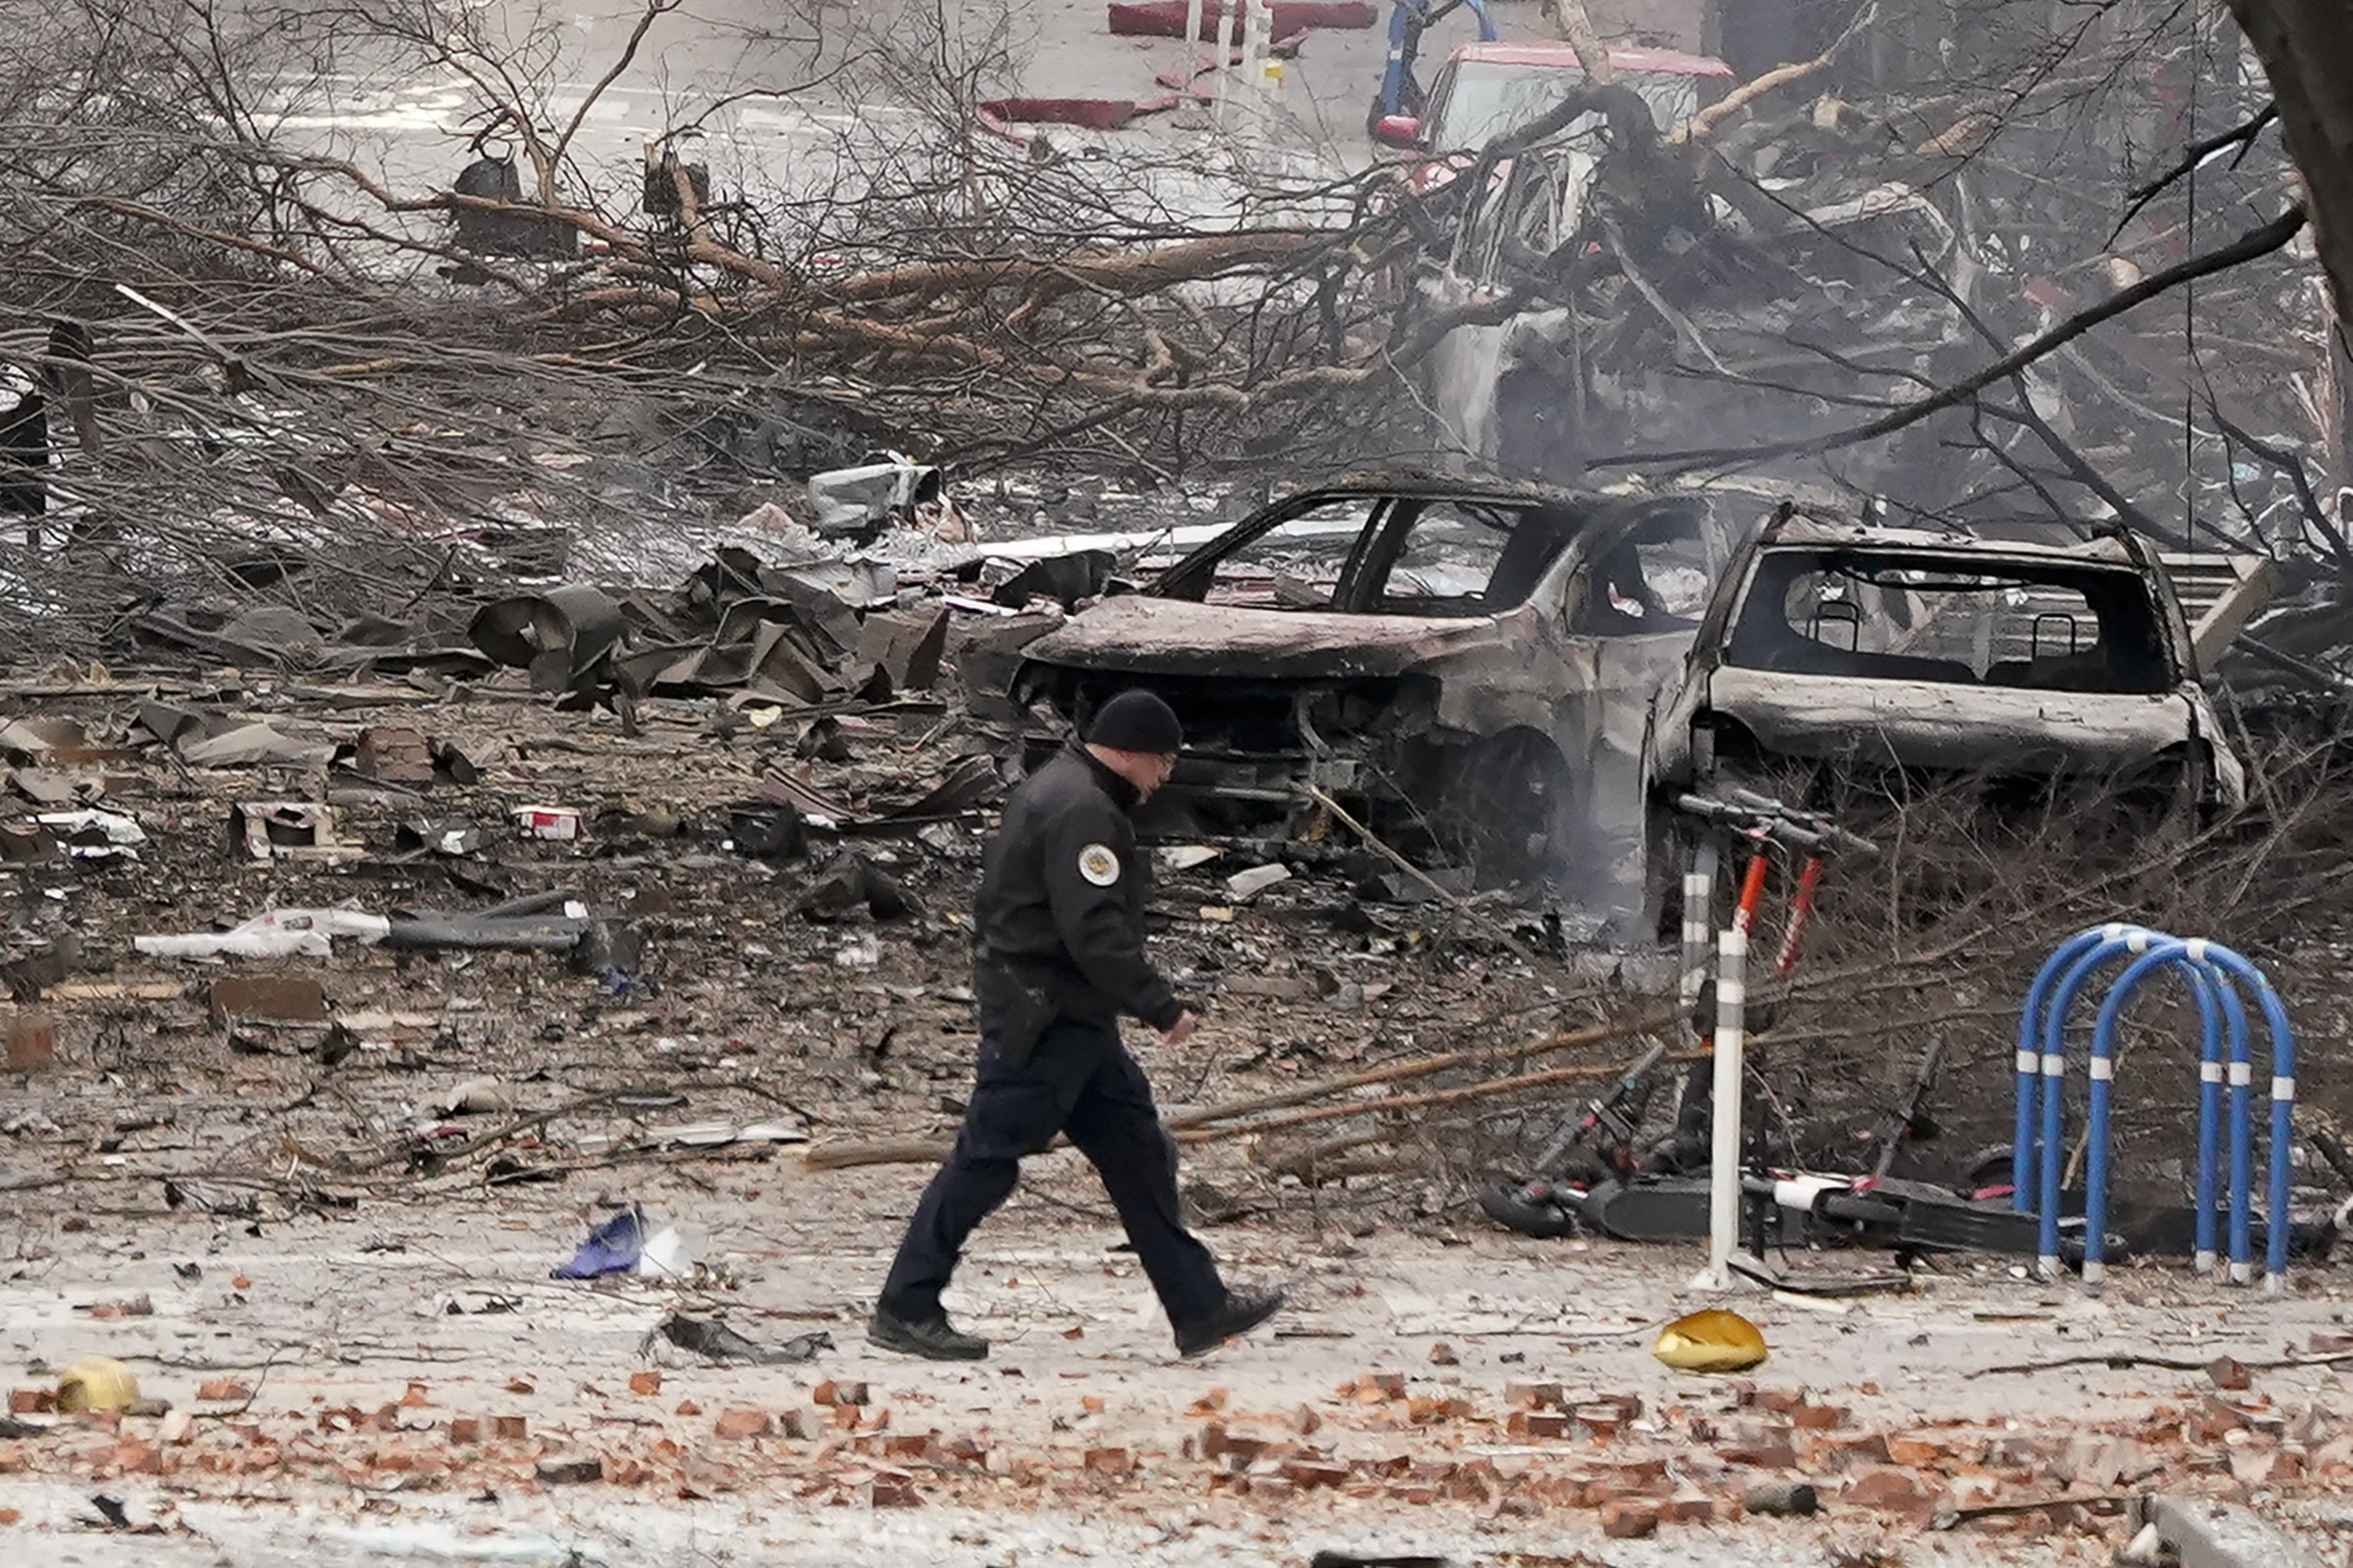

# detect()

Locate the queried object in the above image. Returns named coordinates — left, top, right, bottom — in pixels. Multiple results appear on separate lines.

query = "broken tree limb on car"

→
left=1669, top=5, right=1878, bottom=147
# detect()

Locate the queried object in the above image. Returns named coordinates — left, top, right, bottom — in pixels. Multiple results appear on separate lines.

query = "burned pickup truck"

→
left=1007, top=475, right=1737, bottom=902
left=1643, top=514, right=2248, bottom=860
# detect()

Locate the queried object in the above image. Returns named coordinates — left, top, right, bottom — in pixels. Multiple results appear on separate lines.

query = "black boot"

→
left=1173, top=1285, right=1286, bottom=1357
left=867, top=1305, right=988, bottom=1361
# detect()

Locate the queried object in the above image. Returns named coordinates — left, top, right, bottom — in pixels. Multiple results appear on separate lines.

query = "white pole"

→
left=1213, top=0, right=1243, bottom=125
left=1678, top=840, right=1718, bottom=1018
left=1242, top=0, right=1271, bottom=106
left=1705, top=924, right=1747, bottom=1289
left=1182, top=0, right=1206, bottom=94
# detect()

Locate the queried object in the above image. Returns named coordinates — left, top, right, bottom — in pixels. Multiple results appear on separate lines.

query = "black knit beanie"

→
left=1085, top=689, right=1183, bottom=753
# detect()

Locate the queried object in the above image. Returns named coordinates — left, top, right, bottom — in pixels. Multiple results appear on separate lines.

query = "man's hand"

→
left=1160, top=1009, right=1199, bottom=1044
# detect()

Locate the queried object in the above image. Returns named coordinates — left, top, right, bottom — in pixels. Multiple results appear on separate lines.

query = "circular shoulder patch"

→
left=1077, top=844, right=1121, bottom=887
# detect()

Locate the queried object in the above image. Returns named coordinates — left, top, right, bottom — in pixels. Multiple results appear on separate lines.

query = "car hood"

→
left=1020, top=595, right=1515, bottom=680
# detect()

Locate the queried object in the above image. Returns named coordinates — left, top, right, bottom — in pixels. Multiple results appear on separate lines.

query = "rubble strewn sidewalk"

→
left=0, top=1181, right=2349, bottom=1565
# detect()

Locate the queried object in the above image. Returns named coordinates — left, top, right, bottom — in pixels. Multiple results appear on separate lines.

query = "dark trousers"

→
left=879, top=1013, right=1226, bottom=1328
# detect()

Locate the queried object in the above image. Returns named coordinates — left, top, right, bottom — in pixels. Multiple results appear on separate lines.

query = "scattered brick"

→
left=112, top=1438, right=164, bottom=1476
left=490, top=1414, right=528, bottom=1442
left=1843, top=1464, right=1942, bottom=1520
left=2207, top=1355, right=2253, bottom=1392
left=1505, top=1381, right=1564, bottom=1410
left=1600, top=1500, right=1661, bottom=1539
left=1201, top=1425, right=1264, bottom=1466
left=536, top=1457, right=603, bottom=1485
left=1082, top=1446, right=1134, bottom=1476
left=1886, top=1433, right=1947, bottom=1468
left=714, top=1408, right=772, bottom=1440
left=1282, top=1460, right=1350, bottom=1489
left=627, top=1371, right=660, bottom=1397
left=196, top=1379, right=252, bottom=1403
left=1716, top=1423, right=1799, bottom=1470
left=1810, top=1431, right=1892, bottom=1468
left=1427, top=1342, right=1459, bottom=1367
left=446, top=1417, right=480, bottom=1445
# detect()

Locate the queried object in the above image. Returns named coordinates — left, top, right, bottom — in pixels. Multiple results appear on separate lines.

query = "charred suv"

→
left=1643, top=514, right=2248, bottom=836
left=1009, top=476, right=1737, bottom=898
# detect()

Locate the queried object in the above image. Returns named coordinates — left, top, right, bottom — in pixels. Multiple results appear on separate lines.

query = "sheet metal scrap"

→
left=643, top=1312, right=832, bottom=1365
left=758, top=753, right=1001, bottom=832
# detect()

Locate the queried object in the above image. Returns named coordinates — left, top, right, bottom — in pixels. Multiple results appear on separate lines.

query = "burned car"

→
left=1643, top=513, right=2248, bottom=871
left=1008, top=475, right=1737, bottom=902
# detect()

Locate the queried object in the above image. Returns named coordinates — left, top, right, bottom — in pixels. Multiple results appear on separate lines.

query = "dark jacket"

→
left=972, top=739, right=1183, bottom=1033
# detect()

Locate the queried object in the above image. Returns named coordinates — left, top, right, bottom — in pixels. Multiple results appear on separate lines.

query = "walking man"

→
left=870, top=689, right=1285, bottom=1360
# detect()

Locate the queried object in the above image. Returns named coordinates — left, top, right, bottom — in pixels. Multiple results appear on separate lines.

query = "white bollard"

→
left=1213, top=0, right=1243, bottom=124
left=1705, top=924, right=1748, bottom=1289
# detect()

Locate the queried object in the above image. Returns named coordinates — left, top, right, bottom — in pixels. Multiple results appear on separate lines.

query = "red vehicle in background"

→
left=1373, top=41, right=1733, bottom=191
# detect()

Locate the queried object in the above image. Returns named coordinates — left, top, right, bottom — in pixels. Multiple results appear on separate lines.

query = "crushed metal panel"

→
left=1702, top=668, right=2202, bottom=774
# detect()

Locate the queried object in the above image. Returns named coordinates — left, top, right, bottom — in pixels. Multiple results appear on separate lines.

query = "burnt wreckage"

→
left=1643, top=514, right=2249, bottom=842
left=1010, top=476, right=1736, bottom=894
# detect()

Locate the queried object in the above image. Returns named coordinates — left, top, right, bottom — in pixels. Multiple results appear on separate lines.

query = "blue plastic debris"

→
left=551, top=1206, right=645, bottom=1279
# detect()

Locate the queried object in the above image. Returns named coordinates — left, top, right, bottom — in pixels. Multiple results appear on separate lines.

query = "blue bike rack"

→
left=2013, top=924, right=2296, bottom=1290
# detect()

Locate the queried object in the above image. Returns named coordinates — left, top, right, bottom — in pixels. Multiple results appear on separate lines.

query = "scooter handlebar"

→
left=1672, top=789, right=1876, bottom=856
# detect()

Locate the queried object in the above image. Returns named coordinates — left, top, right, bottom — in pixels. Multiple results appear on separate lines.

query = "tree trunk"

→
left=2228, top=0, right=2353, bottom=327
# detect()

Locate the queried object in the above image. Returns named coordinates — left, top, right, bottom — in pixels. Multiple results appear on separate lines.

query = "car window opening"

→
left=1727, top=551, right=2175, bottom=694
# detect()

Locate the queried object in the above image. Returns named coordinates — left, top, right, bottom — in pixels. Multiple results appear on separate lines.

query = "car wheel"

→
left=1450, top=730, right=1581, bottom=891
left=1639, top=800, right=1686, bottom=944
left=1476, top=1179, right=1581, bottom=1239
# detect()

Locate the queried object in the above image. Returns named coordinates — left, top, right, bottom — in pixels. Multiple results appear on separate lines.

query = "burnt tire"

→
left=1476, top=1180, right=1581, bottom=1239
left=1449, top=730, right=1581, bottom=892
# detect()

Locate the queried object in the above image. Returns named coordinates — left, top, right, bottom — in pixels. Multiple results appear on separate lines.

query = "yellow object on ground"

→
left=56, top=1356, right=140, bottom=1411
left=1653, top=1308, right=1769, bottom=1373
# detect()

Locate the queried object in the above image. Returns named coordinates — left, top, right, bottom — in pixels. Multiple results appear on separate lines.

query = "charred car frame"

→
left=1009, top=474, right=1739, bottom=899
left=1642, top=512, right=2248, bottom=906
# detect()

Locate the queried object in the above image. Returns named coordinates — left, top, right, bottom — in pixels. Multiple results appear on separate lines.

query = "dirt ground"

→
left=0, top=677, right=2351, bottom=1566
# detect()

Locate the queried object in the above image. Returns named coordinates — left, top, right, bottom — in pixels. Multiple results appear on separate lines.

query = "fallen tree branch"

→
left=1593, top=205, right=2309, bottom=471
left=1178, top=1048, right=1705, bottom=1143
left=1968, top=1348, right=2353, bottom=1378
left=802, top=1005, right=1681, bottom=1169
left=1302, top=783, right=1540, bottom=965
left=1671, top=2, right=1879, bottom=147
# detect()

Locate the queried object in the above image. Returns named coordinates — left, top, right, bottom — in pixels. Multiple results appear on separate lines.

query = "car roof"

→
left=1444, top=42, right=1734, bottom=78
left=1762, top=517, right=2143, bottom=567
